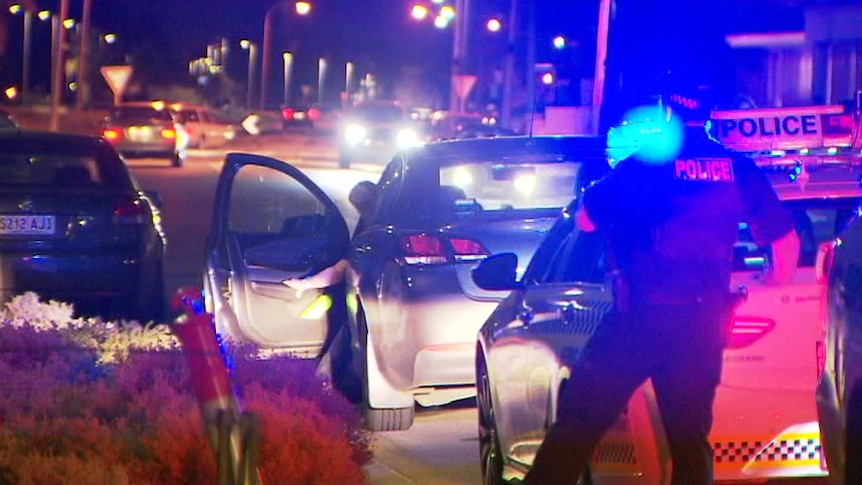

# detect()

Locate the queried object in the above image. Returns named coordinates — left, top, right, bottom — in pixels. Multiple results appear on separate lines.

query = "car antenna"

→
left=526, top=85, right=540, bottom=140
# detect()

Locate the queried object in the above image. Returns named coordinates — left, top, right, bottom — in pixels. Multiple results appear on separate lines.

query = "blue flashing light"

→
left=606, top=104, right=684, bottom=168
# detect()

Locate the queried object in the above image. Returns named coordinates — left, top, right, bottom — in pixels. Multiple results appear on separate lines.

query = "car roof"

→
left=414, top=135, right=609, bottom=163
left=0, top=129, right=113, bottom=150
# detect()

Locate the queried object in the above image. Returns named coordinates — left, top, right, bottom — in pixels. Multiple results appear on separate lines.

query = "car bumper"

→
left=710, top=386, right=827, bottom=481
left=369, top=267, right=499, bottom=392
left=0, top=252, right=150, bottom=306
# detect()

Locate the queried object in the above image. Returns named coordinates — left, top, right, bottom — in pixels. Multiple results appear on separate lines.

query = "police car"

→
left=472, top=147, right=862, bottom=483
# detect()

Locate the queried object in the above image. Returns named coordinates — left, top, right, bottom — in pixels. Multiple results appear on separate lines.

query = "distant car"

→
left=169, top=103, right=236, bottom=149
left=102, top=101, right=189, bottom=167
left=337, top=100, right=424, bottom=168
left=473, top=156, right=862, bottom=484
left=428, top=112, right=513, bottom=141
left=203, top=136, right=609, bottom=432
left=816, top=189, right=862, bottom=485
left=281, top=105, right=314, bottom=131
left=0, top=130, right=166, bottom=322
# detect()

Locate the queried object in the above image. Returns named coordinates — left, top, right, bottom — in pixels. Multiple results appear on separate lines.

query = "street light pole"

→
left=22, top=9, right=32, bottom=103
left=75, top=0, right=92, bottom=110
left=241, top=40, right=258, bottom=109
left=49, top=0, right=69, bottom=132
left=282, top=52, right=293, bottom=107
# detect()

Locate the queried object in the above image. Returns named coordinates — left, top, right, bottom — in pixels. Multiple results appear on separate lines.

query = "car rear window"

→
left=438, top=160, right=581, bottom=214
left=0, top=145, right=129, bottom=189
left=109, top=107, right=173, bottom=122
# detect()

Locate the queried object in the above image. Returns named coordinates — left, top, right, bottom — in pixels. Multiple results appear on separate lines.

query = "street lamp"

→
left=282, top=52, right=293, bottom=107
left=261, top=1, right=311, bottom=110
left=240, top=39, right=258, bottom=109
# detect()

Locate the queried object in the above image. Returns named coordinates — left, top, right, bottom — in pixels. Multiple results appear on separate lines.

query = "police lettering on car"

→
left=715, top=115, right=818, bottom=139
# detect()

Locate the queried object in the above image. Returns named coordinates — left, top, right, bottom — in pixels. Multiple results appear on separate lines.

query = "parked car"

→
left=203, top=136, right=609, bottom=431
left=336, top=100, right=425, bottom=168
left=102, top=101, right=189, bottom=167
left=168, top=103, right=236, bottom=149
left=816, top=190, right=862, bottom=485
left=281, top=105, right=314, bottom=131
left=472, top=156, right=862, bottom=484
left=0, top=129, right=166, bottom=322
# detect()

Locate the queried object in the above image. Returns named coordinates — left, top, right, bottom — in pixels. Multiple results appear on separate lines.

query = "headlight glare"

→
left=345, top=124, right=367, bottom=145
left=396, top=128, right=420, bottom=149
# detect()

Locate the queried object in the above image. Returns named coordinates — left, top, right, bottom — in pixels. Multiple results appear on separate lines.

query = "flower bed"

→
left=0, top=292, right=373, bottom=484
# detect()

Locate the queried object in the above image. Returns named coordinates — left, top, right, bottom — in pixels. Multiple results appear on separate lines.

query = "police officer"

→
left=522, top=94, right=801, bottom=485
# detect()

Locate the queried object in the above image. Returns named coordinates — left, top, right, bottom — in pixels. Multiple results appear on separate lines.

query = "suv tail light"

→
left=399, top=234, right=489, bottom=265
left=726, top=315, right=775, bottom=349
left=113, top=198, right=149, bottom=224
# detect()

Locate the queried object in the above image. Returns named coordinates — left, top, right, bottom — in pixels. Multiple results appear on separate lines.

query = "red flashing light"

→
left=726, top=315, right=775, bottom=349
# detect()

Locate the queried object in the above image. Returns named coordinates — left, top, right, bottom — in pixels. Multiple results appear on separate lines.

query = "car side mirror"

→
left=472, top=253, right=522, bottom=291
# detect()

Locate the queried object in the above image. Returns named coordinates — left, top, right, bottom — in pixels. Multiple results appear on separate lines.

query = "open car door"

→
left=204, top=153, right=350, bottom=357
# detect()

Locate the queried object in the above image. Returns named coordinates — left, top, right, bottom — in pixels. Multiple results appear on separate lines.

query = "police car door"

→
left=204, top=153, right=350, bottom=355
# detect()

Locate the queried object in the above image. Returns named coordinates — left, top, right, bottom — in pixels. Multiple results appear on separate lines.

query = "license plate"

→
left=0, top=215, right=56, bottom=235
left=128, top=126, right=153, bottom=142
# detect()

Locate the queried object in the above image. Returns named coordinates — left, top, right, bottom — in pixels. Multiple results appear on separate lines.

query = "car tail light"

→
left=103, top=128, right=123, bottom=142
left=401, top=234, right=447, bottom=265
left=282, top=108, right=295, bottom=120
left=160, top=127, right=177, bottom=140
left=450, top=237, right=490, bottom=262
left=726, top=315, right=775, bottom=349
left=308, top=107, right=320, bottom=120
left=399, top=234, right=489, bottom=265
left=113, top=198, right=149, bottom=224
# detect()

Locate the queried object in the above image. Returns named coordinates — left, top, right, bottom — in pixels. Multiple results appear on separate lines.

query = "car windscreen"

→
left=438, top=160, right=581, bottom=216
left=351, top=105, right=406, bottom=123
left=0, top=145, right=130, bottom=189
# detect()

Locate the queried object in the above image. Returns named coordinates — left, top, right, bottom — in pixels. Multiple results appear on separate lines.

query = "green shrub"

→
left=0, top=292, right=374, bottom=485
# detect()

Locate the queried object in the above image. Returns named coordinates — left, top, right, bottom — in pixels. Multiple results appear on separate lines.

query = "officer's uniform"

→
left=522, top=125, right=796, bottom=485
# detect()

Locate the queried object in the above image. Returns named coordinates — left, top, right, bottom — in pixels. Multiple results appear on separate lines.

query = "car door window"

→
left=370, top=157, right=405, bottom=225
left=227, top=164, right=335, bottom=271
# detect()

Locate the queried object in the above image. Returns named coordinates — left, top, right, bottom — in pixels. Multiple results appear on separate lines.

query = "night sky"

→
left=2, top=0, right=805, bottom=107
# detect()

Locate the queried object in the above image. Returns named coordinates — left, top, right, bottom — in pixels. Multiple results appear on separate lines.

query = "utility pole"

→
left=49, top=0, right=70, bottom=131
left=593, top=0, right=613, bottom=134
left=500, top=0, right=519, bottom=129
left=450, top=0, right=470, bottom=113
left=76, top=0, right=93, bottom=110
